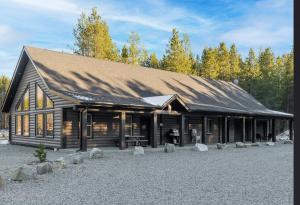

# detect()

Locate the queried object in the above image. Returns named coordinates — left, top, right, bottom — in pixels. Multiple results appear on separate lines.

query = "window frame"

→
left=16, top=85, right=30, bottom=112
left=35, top=113, right=44, bottom=137
left=35, top=83, right=54, bottom=110
left=15, top=114, right=22, bottom=136
left=45, top=112, right=54, bottom=138
left=23, top=114, right=30, bottom=137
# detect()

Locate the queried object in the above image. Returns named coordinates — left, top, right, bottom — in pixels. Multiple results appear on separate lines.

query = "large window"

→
left=16, top=115, right=22, bottom=135
left=23, top=114, right=29, bottom=136
left=46, top=113, right=54, bottom=136
left=16, top=87, right=30, bottom=111
left=36, top=84, right=54, bottom=109
left=36, top=114, right=44, bottom=136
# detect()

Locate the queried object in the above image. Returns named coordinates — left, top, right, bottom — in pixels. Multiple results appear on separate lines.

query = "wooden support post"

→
left=218, top=118, right=221, bottom=143
left=222, top=117, right=227, bottom=144
left=179, top=114, right=185, bottom=147
left=242, top=117, right=246, bottom=142
left=8, top=114, right=11, bottom=143
left=289, top=119, right=293, bottom=141
left=119, top=112, right=126, bottom=150
left=80, top=108, right=88, bottom=151
left=202, top=116, right=207, bottom=144
left=271, top=119, right=276, bottom=142
left=227, top=118, right=230, bottom=142
left=151, top=113, right=158, bottom=148
left=252, top=118, right=256, bottom=143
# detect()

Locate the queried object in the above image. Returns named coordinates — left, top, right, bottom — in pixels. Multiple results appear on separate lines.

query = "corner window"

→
left=16, top=87, right=30, bottom=111
left=36, top=84, right=54, bottom=109
left=87, top=114, right=92, bottom=138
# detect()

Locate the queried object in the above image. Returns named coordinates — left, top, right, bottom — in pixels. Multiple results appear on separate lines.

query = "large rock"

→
left=0, top=176, right=5, bottom=190
left=236, top=142, right=247, bottom=148
left=216, top=143, right=226, bottom=150
left=251, top=142, right=261, bottom=147
left=266, top=142, right=275, bottom=146
left=133, top=146, right=144, bottom=155
left=284, top=140, right=293, bottom=144
left=89, top=148, right=104, bottom=159
left=71, top=154, right=84, bottom=164
left=36, top=162, right=53, bottom=175
left=164, top=143, right=175, bottom=153
left=54, top=157, right=66, bottom=169
left=11, top=165, right=37, bottom=181
left=194, top=143, right=208, bottom=152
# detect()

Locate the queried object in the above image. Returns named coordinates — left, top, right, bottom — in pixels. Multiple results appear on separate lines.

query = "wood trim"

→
left=119, top=111, right=126, bottom=149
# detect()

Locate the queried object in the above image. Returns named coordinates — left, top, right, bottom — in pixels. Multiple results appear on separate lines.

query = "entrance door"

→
left=140, top=117, right=150, bottom=145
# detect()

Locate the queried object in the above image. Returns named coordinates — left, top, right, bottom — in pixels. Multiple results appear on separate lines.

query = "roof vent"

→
left=233, top=79, right=239, bottom=85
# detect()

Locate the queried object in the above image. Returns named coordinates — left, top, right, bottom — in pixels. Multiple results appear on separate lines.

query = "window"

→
left=16, top=87, right=30, bottom=111
left=36, top=84, right=54, bottom=109
left=125, top=115, right=132, bottom=136
left=36, top=85, right=44, bottom=109
left=23, top=114, right=29, bottom=136
left=207, top=119, right=213, bottom=133
left=87, top=114, right=92, bottom=138
left=36, top=114, right=44, bottom=136
left=46, top=113, right=54, bottom=137
left=16, top=115, right=22, bottom=135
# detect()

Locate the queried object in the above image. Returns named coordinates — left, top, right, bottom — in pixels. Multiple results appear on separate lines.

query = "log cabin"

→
left=1, top=46, right=294, bottom=150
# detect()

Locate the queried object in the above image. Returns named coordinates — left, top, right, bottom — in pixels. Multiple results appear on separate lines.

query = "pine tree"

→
left=217, top=42, right=231, bottom=80
left=162, top=29, right=193, bottom=74
left=200, top=47, right=219, bottom=79
left=148, top=53, right=159, bottom=68
left=121, top=45, right=129, bottom=63
left=128, top=32, right=141, bottom=65
left=139, top=46, right=149, bottom=67
left=0, top=75, right=10, bottom=107
left=73, top=7, right=119, bottom=61
left=229, top=44, right=241, bottom=80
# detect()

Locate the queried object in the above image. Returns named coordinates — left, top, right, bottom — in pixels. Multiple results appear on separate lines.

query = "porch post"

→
left=8, top=114, right=12, bottom=143
left=151, top=112, right=158, bottom=148
left=242, top=117, right=246, bottom=142
left=202, top=116, right=207, bottom=144
left=271, top=118, right=276, bottom=142
left=80, top=108, right=88, bottom=151
left=179, top=114, right=185, bottom=147
left=218, top=117, right=221, bottom=143
left=252, top=118, right=257, bottom=143
left=289, top=118, right=293, bottom=140
left=222, top=117, right=227, bottom=144
left=119, top=111, right=126, bottom=150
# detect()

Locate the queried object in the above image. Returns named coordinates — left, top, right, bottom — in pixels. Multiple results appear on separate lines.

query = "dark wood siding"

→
left=9, top=60, right=74, bottom=148
left=206, top=117, right=220, bottom=144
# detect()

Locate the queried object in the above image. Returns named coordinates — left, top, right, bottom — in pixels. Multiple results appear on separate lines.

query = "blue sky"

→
left=0, top=0, right=293, bottom=77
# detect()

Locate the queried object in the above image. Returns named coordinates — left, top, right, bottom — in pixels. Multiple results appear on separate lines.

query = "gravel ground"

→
left=0, top=143, right=293, bottom=205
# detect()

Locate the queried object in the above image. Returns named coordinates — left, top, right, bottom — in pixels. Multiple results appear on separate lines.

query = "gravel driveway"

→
left=0, top=143, right=293, bottom=205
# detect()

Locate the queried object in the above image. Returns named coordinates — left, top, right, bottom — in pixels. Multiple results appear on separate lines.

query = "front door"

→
left=140, top=117, right=150, bottom=145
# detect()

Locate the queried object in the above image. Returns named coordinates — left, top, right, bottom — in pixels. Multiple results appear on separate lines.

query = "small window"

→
left=46, top=96, right=54, bottom=108
left=46, top=113, right=54, bottom=137
left=16, top=87, right=30, bottom=111
left=87, top=114, right=92, bottom=138
left=36, top=114, right=44, bottom=136
left=36, top=85, right=44, bottom=109
left=16, top=115, right=22, bottom=135
left=125, top=115, right=132, bottom=136
left=23, top=114, right=29, bottom=136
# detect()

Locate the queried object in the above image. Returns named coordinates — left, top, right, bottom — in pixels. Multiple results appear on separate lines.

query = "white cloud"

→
left=0, top=25, right=22, bottom=46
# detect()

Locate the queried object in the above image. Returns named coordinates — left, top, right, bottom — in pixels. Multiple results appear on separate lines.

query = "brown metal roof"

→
left=4, top=46, right=292, bottom=118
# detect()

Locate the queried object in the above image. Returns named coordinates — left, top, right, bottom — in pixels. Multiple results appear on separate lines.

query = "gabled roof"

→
left=1, top=46, right=293, bottom=118
left=142, top=94, right=190, bottom=111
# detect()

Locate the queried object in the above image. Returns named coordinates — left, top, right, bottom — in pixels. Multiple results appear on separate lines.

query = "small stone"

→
left=36, top=162, right=53, bottom=175
left=133, top=146, right=144, bottom=155
left=89, top=148, right=104, bottom=159
left=164, top=143, right=175, bottom=153
left=11, top=165, right=37, bottom=181
left=266, top=142, right=275, bottom=146
left=194, top=143, right=208, bottom=152
left=217, top=143, right=226, bottom=149
left=236, top=142, right=247, bottom=148
left=72, top=154, right=84, bottom=164
left=54, top=157, right=66, bottom=169
left=284, top=140, right=293, bottom=144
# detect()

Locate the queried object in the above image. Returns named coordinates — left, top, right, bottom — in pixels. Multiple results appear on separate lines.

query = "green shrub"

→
left=33, top=144, right=47, bottom=163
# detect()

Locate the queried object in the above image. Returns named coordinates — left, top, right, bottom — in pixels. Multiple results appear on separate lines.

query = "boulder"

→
left=133, top=146, right=144, bottom=155
left=194, top=143, right=208, bottom=152
left=71, top=154, right=84, bottom=164
left=251, top=142, right=261, bottom=147
left=236, top=142, right=247, bottom=148
left=266, top=142, right=275, bottom=146
left=164, top=143, right=175, bottom=153
left=36, top=162, right=53, bottom=175
left=89, top=148, right=104, bottom=159
left=0, top=176, right=5, bottom=190
left=11, top=165, right=37, bottom=181
left=284, top=140, right=293, bottom=144
left=54, top=157, right=66, bottom=169
left=216, top=143, right=226, bottom=150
